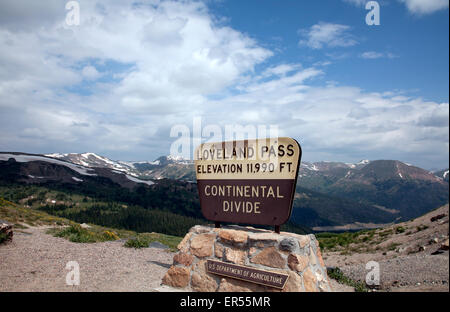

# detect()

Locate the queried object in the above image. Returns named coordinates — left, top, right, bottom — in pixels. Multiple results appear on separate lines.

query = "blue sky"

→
left=209, top=0, right=449, bottom=102
left=0, top=0, right=448, bottom=169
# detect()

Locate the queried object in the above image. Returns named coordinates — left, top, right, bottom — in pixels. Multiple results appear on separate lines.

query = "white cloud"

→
left=299, top=22, right=358, bottom=49
left=82, top=66, right=101, bottom=80
left=0, top=0, right=271, bottom=154
left=342, top=0, right=370, bottom=6
left=0, top=0, right=447, bottom=169
left=360, top=51, right=384, bottom=59
left=261, top=64, right=303, bottom=77
left=360, top=51, right=398, bottom=59
left=399, top=0, right=449, bottom=14
left=344, top=0, right=448, bottom=15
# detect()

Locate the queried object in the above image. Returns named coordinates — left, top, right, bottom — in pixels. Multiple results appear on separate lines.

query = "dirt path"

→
left=0, top=227, right=174, bottom=291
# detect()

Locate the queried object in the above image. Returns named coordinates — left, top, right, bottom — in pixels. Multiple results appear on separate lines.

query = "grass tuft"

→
left=48, top=225, right=119, bottom=243
left=0, top=232, right=9, bottom=244
left=327, top=267, right=368, bottom=292
left=124, top=237, right=149, bottom=249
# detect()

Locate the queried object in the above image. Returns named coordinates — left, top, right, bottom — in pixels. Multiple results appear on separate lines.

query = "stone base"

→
left=161, top=224, right=332, bottom=292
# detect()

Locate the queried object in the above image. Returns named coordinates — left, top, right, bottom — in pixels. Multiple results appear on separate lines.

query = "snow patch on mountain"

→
left=0, top=153, right=97, bottom=176
left=125, top=175, right=154, bottom=186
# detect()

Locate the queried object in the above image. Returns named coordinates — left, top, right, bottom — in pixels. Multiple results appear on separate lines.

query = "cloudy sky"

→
left=0, top=0, right=448, bottom=169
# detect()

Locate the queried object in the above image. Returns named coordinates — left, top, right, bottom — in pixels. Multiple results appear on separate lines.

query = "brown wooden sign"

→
left=206, top=260, right=289, bottom=289
left=194, top=137, right=301, bottom=226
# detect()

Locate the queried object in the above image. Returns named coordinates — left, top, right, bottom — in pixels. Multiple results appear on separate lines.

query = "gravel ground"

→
left=338, top=252, right=449, bottom=292
left=1, top=226, right=355, bottom=292
left=0, top=227, right=173, bottom=292
left=5, top=226, right=444, bottom=292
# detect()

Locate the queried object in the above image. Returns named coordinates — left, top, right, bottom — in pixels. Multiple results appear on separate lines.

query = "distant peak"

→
left=167, top=154, right=188, bottom=161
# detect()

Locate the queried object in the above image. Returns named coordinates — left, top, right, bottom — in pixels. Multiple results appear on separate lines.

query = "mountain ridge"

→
left=1, top=151, right=448, bottom=230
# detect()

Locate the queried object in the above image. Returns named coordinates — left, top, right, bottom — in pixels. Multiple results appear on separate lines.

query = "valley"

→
left=1, top=151, right=448, bottom=233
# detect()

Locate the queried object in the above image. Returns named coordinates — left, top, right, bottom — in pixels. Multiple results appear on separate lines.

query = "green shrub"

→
left=0, top=232, right=8, bottom=244
left=124, top=237, right=149, bottom=249
left=387, top=242, right=401, bottom=251
left=50, top=225, right=119, bottom=243
left=395, top=226, right=406, bottom=234
left=327, top=267, right=368, bottom=292
left=416, top=225, right=429, bottom=232
left=378, top=229, right=393, bottom=237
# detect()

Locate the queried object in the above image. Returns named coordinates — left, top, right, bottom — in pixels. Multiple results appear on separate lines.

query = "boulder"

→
left=439, top=238, right=449, bottom=250
left=0, top=220, right=13, bottom=243
left=160, top=224, right=332, bottom=292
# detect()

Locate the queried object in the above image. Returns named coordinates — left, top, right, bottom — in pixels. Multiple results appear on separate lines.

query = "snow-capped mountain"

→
left=434, top=168, right=450, bottom=182
left=0, top=152, right=154, bottom=188
left=45, top=153, right=195, bottom=180
left=299, top=160, right=371, bottom=178
left=46, top=152, right=139, bottom=176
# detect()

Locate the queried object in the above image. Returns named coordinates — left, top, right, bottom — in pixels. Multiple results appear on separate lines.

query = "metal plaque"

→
left=194, top=137, right=302, bottom=226
left=206, top=260, right=289, bottom=289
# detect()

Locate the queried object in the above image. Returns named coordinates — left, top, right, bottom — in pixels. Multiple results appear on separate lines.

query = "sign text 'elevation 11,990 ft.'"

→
left=194, top=137, right=302, bottom=226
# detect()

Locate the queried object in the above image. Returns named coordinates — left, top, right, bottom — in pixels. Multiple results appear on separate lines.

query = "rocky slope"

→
left=322, top=204, right=449, bottom=291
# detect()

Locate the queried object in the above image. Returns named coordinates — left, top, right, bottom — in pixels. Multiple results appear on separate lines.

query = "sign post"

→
left=161, top=141, right=332, bottom=292
left=194, top=137, right=301, bottom=232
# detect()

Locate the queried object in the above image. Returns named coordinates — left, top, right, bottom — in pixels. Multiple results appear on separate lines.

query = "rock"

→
left=218, top=278, right=265, bottom=292
left=162, top=266, right=190, bottom=288
left=430, top=214, right=446, bottom=222
left=315, top=248, right=326, bottom=267
left=0, top=220, right=13, bottom=242
left=80, top=223, right=91, bottom=229
left=191, top=261, right=218, bottom=292
left=298, top=235, right=310, bottom=249
left=250, top=246, right=286, bottom=269
left=282, top=271, right=303, bottom=292
left=177, top=232, right=192, bottom=252
left=173, top=252, right=194, bottom=267
left=309, top=246, right=318, bottom=265
left=219, top=229, right=248, bottom=246
left=191, top=225, right=212, bottom=234
left=224, top=247, right=246, bottom=265
left=315, top=269, right=331, bottom=292
left=303, top=268, right=318, bottom=292
left=439, top=238, right=449, bottom=250
left=191, top=271, right=218, bottom=292
left=248, top=247, right=258, bottom=257
left=214, top=242, right=224, bottom=258
left=288, top=254, right=309, bottom=272
left=279, top=238, right=298, bottom=252
left=190, top=233, right=216, bottom=258
left=161, top=224, right=331, bottom=292
left=418, top=245, right=427, bottom=252
left=248, top=232, right=279, bottom=247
